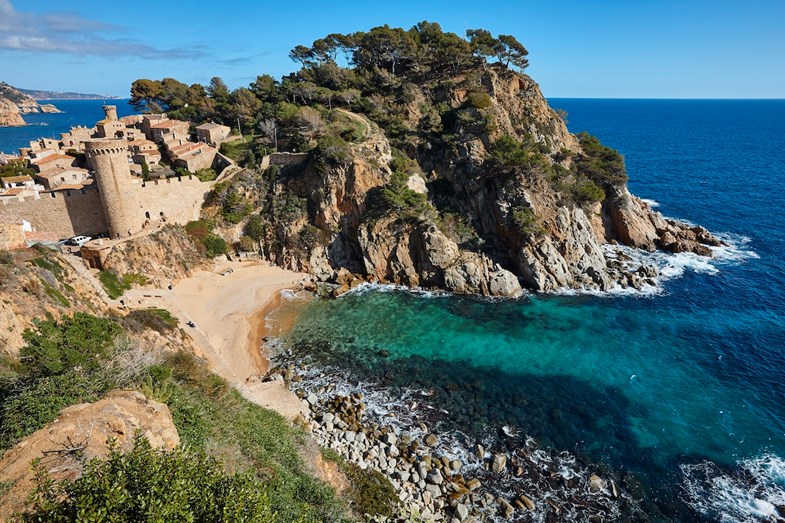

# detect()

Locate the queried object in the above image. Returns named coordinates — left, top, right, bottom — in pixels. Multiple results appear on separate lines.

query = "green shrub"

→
left=19, top=313, right=121, bottom=378
left=0, top=369, right=111, bottom=450
left=123, top=308, right=178, bottom=334
left=203, top=233, right=228, bottom=258
left=575, top=132, right=627, bottom=185
left=465, top=91, right=493, bottom=109
left=571, top=176, right=606, bottom=204
left=511, top=206, right=545, bottom=236
left=24, top=435, right=278, bottom=522
left=312, top=134, right=351, bottom=170
left=162, top=353, right=342, bottom=521
left=343, top=462, right=398, bottom=517
left=195, top=167, right=218, bottom=182
left=98, top=271, right=148, bottom=299
left=185, top=220, right=228, bottom=258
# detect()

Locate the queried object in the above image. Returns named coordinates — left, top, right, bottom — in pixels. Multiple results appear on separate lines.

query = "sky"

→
left=0, top=0, right=783, bottom=99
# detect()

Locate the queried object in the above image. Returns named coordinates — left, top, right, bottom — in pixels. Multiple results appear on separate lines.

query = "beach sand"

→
left=118, top=258, right=310, bottom=420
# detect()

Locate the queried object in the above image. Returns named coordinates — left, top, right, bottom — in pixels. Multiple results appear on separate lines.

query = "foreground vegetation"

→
left=0, top=312, right=347, bottom=521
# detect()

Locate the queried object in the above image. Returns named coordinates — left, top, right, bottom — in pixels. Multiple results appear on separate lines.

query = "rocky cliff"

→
left=0, top=82, right=61, bottom=126
left=0, top=390, right=179, bottom=520
left=223, top=66, right=720, bottom=297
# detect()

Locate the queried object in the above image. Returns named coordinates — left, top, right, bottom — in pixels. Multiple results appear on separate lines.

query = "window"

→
left=145, top=211, right=150, bottom=219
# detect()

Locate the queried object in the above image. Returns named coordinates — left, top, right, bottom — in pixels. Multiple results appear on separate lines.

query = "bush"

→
left=162, top=353, right=343, bottom=521
left=185, top=220, right=228, bottom=258
left=24, top=435, right=278, bottom=522
left=511, top=206, right=545, bottom=236
left=195, top=167, right=217, bottom=182
left=343, top=462, right=398, bottom=517
left=123, top=308, right=178, bottom=334
left=98, top=271, right=147, bottom=300
left=0, top=369, right=111, bottom=450
left=465, top=91, right=493, bottom=109
left=571, top=176, right=606, bottom=204
left=203, top=233, right=228, bottom=258
left=575, top=132, right=627, bottom=185
left=19, top=313, right=121, bottom=378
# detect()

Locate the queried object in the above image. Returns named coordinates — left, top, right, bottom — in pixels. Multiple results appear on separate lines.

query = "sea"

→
left=0, top=99, right=135, bottom=154
left=278, top=99, right=785, bottom=522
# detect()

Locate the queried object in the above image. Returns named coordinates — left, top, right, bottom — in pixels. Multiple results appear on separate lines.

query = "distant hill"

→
left=18, top=88, right=119, bottom=100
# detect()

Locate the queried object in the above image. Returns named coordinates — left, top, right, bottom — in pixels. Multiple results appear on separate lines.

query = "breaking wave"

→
left=681, top=454, right=785, bottom=522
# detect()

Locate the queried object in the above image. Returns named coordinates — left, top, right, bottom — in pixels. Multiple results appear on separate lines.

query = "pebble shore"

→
left=268, top=359, right=632, bottom=522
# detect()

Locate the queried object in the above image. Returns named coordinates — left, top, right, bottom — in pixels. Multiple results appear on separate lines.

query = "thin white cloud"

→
left=0, top=0, right=204, bottom=59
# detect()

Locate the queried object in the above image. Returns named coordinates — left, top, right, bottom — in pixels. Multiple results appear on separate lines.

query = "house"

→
left=196, top=123, right=231, bottom=145
left=30, top=154, right=76, bottom=172
left=34, top=167, right=89, bottom=190
left=1, top=175, right=35, bottom=189
left=60, top=126, right=94, bottom=151
left=170, top=142, right=218, bottom=172
left=140, top=114, right=168, bottom=135
left=148, top=120, right=190, bottom=144
left=95, top=119, right=127, bottom=139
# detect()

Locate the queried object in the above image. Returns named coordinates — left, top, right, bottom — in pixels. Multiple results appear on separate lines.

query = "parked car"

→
left=64, top=235, right=92, bottom=247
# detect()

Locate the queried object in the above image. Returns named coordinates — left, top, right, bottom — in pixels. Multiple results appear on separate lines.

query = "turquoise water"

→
left=285, top=100, right=785, bottom=521
left=0, top=99, right=135, bottom=154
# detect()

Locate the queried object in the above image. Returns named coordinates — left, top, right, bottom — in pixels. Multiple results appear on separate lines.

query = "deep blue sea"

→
left=0, top=99, right=135, bottom=154
left=283, top=100, right=785, bottom=521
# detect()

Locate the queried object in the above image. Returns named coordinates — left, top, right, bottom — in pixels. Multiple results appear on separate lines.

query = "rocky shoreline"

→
left=267, top=354, right=636, bottom=522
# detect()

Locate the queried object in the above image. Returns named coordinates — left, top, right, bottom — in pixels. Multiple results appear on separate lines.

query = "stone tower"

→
left=85, top=139, right=136, bottom=239
left=102, top=105, right=118, bottom=121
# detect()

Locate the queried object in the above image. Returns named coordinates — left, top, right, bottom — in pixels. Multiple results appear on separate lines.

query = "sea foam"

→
left=680, top=454, right=785, bottom=522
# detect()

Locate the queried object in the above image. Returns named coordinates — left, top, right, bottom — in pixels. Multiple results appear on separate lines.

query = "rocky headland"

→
left=209, top=58, right=722, bottom=298
left=0, top=82, right=61, bottom=126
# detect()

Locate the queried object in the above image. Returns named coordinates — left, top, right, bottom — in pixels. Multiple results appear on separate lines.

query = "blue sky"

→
left=1, top=0, right=783, bottom=98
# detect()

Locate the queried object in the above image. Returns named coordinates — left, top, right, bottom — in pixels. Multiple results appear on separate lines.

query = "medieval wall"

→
left=0, top=189, right=107, bottom=238
left=125, top=176, right=212, bottom=232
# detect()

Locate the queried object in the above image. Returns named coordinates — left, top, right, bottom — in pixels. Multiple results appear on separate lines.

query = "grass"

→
left=161, top=353, right=345, bottom=522
left=29, top=257, right=65, bottom=281
left=98, top=271, right=148, bottom=300
left=219, top=134, right=257, bottom=163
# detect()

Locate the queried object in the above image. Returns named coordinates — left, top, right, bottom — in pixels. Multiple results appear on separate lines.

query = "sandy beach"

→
left=120, top=259, right=309, bottom=419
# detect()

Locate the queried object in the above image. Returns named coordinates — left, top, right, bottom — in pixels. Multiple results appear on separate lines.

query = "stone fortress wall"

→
left=0, top=188, right=107, bottom=238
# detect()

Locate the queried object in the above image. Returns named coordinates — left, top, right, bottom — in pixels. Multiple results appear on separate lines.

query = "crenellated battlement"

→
left=85, top=146, right=127, bottom=157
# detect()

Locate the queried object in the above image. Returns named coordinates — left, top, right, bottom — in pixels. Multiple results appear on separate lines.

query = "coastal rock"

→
left=492, top=453, right=507, bottom=474
left=0, top=390, right=179, bottom=520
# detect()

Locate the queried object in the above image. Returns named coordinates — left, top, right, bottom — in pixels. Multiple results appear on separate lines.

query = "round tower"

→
left=102, top=105, right=118, bottom=121
left=85, top=139, right=136, bottom=239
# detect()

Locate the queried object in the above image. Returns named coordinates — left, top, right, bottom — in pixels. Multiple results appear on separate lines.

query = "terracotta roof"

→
left=0, top=188, right=24, bottom=197
left=32, top=154, right=73, bottom=166
left=52, top=184, right=84, bottom=191
left=150, top=120, right=188, bottom=130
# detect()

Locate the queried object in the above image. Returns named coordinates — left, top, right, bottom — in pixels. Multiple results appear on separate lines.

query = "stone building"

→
left=196, top=122, right=231, bottom=145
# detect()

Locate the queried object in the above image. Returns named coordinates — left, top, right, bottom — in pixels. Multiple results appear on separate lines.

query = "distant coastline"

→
left=19, top=88, right=120, bottom=101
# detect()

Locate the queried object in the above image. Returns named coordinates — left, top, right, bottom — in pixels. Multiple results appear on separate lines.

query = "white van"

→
left=65, top=235, right=92, bottom=247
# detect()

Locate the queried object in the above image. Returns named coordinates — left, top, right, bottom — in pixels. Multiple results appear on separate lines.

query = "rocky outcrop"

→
left=0, top=390, right=179, bottom=520
left=245, top=67, right=721, bottom=295
left=0, top=96, right=25, bottom=126
left=101, top=225, right=205, bottom=287
left=0, top=82, right=61, bottom=126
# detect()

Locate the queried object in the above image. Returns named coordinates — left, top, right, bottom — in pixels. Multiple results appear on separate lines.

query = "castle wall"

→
left=126, top=176, right=212, bottom=231
left=0, top=189, right=107, bottom=238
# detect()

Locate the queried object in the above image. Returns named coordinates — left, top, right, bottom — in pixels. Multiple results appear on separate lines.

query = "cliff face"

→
left=0, top=82, right=61, bottom=126
left=234, top=68, right=720, bottom=296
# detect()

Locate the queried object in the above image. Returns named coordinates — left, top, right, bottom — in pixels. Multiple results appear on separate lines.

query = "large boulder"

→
left=0, top=390, right=179, bottom=520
